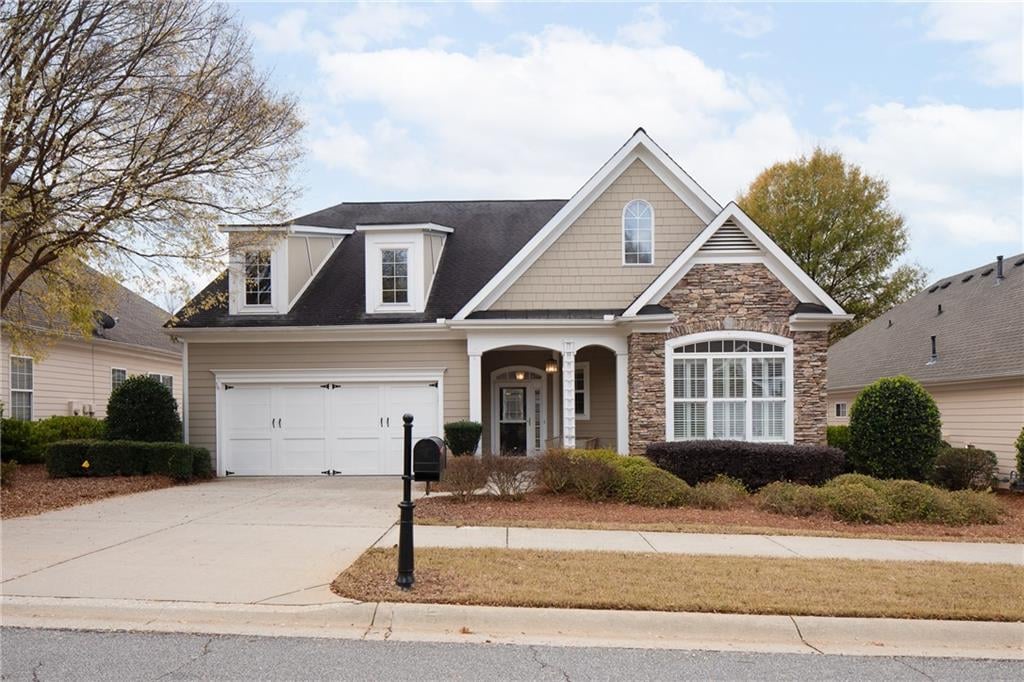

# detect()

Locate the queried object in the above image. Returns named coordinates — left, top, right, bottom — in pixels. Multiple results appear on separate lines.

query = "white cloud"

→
left=248, top=9, right=313, bottom=53
left=703, top=5, right=774, bottom=39
left=617, top=5, right=670, bottom=47
left=469, top=1, right=503, bottom=16
left=248, top=3, right=429, bottom=54
left=924, top=2, right=1023, bottom=86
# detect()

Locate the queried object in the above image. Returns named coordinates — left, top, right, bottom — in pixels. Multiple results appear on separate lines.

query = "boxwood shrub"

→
left=1, top=418, right=37, bottom=463
left=826, top=425, right=851, bottom=453
left=46, top=439, right=211, bottom=481
left=443, top=420, right=483, bottom=456
left=106, top=375, right=181, bottom=442
left=930, top=447, right=998, bottom=491
left=645, top=440, right=845, bottom=490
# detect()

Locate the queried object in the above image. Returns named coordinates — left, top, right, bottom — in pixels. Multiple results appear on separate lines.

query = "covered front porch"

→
left=466, top=332, right=629, bottom=455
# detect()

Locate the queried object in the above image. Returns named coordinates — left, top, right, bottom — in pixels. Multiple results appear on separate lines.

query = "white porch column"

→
left=561, top=341, right=576, bottom=448
left=616, top=350, right=629, bottom=454
left=468, top=353, right=482, bottom=453
left=551, top=353, right=561, bottom=447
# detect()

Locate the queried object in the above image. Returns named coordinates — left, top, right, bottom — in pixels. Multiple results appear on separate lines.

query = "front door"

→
left=499, top=387, right=527, bottom=454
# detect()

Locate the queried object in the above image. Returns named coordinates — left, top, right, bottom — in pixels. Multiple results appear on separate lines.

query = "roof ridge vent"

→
left=700, top=220, right=758, bottom=253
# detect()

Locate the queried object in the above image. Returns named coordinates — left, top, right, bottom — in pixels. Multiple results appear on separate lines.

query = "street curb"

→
left=1, top=596, right=1021, bottom=660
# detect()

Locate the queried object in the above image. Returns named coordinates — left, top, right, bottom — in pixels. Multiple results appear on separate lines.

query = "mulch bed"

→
left=0, top=464, right=177, bottom=519
left=416, top=490, right=1024, bottom=542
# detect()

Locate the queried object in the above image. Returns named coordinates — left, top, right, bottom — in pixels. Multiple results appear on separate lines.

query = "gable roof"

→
left=827, top=254, right=1024, bottom=391
left=451, top=129, right=723, bottom=319
left=172, top=200, right=567, bottom=327
left=623, top=202, right=847, bottom=317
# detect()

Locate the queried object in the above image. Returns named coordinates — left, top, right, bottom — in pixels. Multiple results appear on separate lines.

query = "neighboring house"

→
left=170, top=129, right=850, bottom=476
left=828, top=254, right=1024, bottom=479
left=1, top=275, right=182, bottom=421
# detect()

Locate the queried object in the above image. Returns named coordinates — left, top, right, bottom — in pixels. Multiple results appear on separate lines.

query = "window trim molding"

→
left=664, top=331, right=794, bottom=444
left=229, top=241, right=288, bottom=315
left=574, top=361, right=591, bottom=420
left=9, top=354, right=34, bottom=421
left=621, top=199, right=655, bottom=266
left=364, top=233, right=426, bottom=314
left=111, top=367, right=128, bottom=391
left=834, top=402, right=847, bottom=418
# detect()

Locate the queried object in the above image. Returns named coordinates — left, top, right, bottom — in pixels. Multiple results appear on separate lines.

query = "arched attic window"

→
left=623, top=200, right=654, bottom=265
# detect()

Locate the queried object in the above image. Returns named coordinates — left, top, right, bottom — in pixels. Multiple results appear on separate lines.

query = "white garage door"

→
left=221, top=381, right=440, bottom=476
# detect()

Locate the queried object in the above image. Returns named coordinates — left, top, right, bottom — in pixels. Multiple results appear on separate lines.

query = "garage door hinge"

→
left=321, top=469, right=341, bottom=476
left=320, top=383, right=330, bottom=389
left=429, top=382, right=438, bottom=387
left=223, top=384, right=234, bottom=390
left=225, top=470, right=235, bottom=476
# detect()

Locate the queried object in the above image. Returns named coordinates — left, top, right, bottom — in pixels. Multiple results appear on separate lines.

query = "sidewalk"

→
left=374, top=525, right=1024, bottom=565
left=2, top=595, right=1021, bottom=660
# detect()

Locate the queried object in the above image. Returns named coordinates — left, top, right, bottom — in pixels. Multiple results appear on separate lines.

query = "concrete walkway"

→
left=375, top=525, right=1024, bottom=565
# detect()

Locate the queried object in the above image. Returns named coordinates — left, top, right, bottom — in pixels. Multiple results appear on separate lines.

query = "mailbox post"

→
left=396, top=414, right=415, bottom=589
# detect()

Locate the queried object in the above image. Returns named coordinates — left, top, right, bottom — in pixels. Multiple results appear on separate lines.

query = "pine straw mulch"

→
left=0, top=464, right=177, bottom=519
left=415, top=490, right=1024, bottom=542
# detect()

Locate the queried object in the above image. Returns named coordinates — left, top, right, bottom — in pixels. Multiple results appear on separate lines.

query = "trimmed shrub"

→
left=848, top=376, right=942, bottom=480
left=444, top=421, right=483, bottom=457
left=106, top=375, right=181, bottom=442
left=825, top=473, right=889, bottom=493
left=537, top=450, right=574, bottom=493
left=619, top=466, right=691, bottom=507
left=45, top=439, right=210, bottom=481
left=689, top=475, right=748, bottom=510
left=945, top=490, right=1003, bottom=525
left=1015, top=425, right=1024, bottom=484
left=85, top=441, right=137, bottom=476
left=486, top=455, right=535, bottom=501
left=439, top=456, right=490, bottom=501
left=1, top=460, right=17, bottom=487
left=823, top=482, right=890, bottom=523
left=45, top=440, right=96, bottom=477
left=1, top=418, right=37, bottom=463
left=645, top=440, right=845, bottom=490
left=931, top=447, right=998, bottom=491
left=826, top=425, right=851, bottom=453
left=33, top=416, right=106, bottom=445
left=755, top=482, right=826, bottom=517
left=881, top=480, right=949, bottom=523
left=569, top=457, right=621, bottom=502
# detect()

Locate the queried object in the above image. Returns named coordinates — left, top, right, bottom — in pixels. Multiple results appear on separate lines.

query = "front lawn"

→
left=415, top=491, right=1024, bottom=542
left=0, top=464, right=177, bottom=518
left=333, top=547, right=1024, bottom=621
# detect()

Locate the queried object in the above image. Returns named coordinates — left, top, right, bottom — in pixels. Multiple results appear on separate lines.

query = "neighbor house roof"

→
left=827, top=254, right=1024, bottom=391
left=173, top=200, right=568, bottom=327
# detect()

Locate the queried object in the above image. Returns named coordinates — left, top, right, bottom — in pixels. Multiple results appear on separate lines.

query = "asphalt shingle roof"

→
left=827, top=254, right=1024, bottom=391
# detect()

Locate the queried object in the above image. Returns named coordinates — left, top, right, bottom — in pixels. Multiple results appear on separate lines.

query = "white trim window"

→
left=148, top=373, right=173, bottom=391
left=381, top=247, right=410, bottom=304
left=834, top=402, right=847, bottom=418
left=623, top=199, right=654, bottom=265
left=574, top=362, right=590, bottom=420
left=244, top=251, right=273, bottom=306
left=111, top=368, right=127, bottom=391
left=9, top=356, right=33, bottom=421
left=666, top=333, right=794, bottom=443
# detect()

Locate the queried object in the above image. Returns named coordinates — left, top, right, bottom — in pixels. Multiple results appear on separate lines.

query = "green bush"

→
left=1, top=460, right=18, bottom=487
left=945, top=490, right=1004, bottom=525
left=1015, top=426, right=1024, bottom=483
left=537, top=450, right=574, bottom=493
left=106, top=376, right=181, bottom=442
left=689, top=475, right=748, bottom=510
left=823, top=482, right=891, bottom=523
left=826, top=425, right=851, bottom=453
left=1, top=418, right=37, bottom=463
left=443, top=421, right=483, bottom=456
left=881, top=480, right=949, bottom=523
left=45, top=439, right=209, bottom=481
left=825, top=473, right=889, bottom=493
left=45, top=440, right=96, bottom=477
left=848, top=376, right=942, bottom=480
left=438, top=456, right=489, bottom=501
left=619, top=465, right=691, bottom=507
left=755, top=482, right=826, bottom=517
left=930, top=447, right=998, bottom=491
left=569, top=457, right=621, bottom=502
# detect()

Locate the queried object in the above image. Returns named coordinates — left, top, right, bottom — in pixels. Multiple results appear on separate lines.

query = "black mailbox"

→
left=413, top=436, right=446, bottom=482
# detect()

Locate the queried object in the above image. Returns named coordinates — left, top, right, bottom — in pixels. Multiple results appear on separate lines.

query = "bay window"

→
left=667, top=334, right=792, bottom=443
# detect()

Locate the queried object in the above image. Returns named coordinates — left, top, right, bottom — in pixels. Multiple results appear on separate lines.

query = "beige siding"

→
left=186, top=339, right=469, bottom=458
left=1, top=335, right=182, bottom=420
left=829, top=378, right=1024, bottom=475
left=287, top=236, right=339, bottom=302
left=425, top=234, right=445, bottom=294
left=492, top=158, right=706, bottom=309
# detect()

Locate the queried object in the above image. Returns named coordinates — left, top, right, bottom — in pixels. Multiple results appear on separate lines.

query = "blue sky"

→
left=226, top=1, right=1022, bottom=285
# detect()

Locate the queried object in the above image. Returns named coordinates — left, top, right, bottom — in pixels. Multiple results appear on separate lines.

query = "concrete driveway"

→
left=1, top=477, right=404, bottom=605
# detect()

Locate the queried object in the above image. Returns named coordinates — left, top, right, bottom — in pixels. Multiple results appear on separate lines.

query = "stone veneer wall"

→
left=628, top=263, right=829, bottom=453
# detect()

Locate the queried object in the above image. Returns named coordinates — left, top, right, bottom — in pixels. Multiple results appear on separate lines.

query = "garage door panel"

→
left=227, top=438, right=273, bottom=475
left=329, top=437, right=382, bottom=475
left=225, top=387, right=273, bottom=438
left=277, top=438, right=326, bottom=475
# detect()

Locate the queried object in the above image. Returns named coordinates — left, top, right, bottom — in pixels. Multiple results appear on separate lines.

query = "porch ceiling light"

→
left=545, top=359, right=558, bottom=374
left=515, top=370, right=526, bottom=381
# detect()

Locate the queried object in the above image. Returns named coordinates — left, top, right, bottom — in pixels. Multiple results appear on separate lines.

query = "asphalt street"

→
left=1, top=627, right=1019, bottom=681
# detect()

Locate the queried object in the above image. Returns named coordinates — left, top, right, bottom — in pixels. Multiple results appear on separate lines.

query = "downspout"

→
left=182, top=340, right=189, bottom=443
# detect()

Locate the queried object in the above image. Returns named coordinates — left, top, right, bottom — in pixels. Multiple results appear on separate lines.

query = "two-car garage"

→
left=215, top=369, right=443, bottom=476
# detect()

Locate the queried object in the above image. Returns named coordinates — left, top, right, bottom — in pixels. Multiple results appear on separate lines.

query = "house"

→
left=169, top=129, right=850, bottom=476
left=827, top=254, right=1024, bottom=479
left=1, top=273, right=183, bottom=421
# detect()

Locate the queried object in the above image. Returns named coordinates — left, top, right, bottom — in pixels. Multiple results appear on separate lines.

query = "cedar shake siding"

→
left=492, top=158, right=706, bottom=310
left=628, top=263, right=829, bottom=452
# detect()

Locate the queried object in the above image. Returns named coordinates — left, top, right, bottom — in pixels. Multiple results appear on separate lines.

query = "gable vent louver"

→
left=700, top=220, right=758, bottom=253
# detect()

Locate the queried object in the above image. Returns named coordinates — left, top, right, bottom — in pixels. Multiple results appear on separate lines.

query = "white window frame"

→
left=243, top=250, right=274, bottom=308
left=364, top=234, right=425, bottom=314
left=148, top=373, right=173, bottom=391
left=834, top=402, right=847, bottom=418
left=622, top=199, right=655, bottom=266
left=574, top=361, right=590, bottom=421
left=379, top=246, right=411, bottom=307
left=664, top=331, right=794, bottom=444
left=111, top=367, right=127, bottom=391
left=228, top=240, right=288, bottom=315
left=9, top=355, right=33, bottom=421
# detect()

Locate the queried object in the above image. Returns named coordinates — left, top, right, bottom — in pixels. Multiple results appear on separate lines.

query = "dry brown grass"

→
left=0, top=464, right=177, bottom=518
left=415, top=491, right=1024, bottom=542
left=333, top=547, right=1024, bottom=622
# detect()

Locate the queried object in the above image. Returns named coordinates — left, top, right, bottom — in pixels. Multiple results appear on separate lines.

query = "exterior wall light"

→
left=545, top=359, right=558, bottom=374
left=515, top=370, right=526, bottom=381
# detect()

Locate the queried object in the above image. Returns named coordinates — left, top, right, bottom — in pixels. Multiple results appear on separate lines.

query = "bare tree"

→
left=1, top=0, right=303, bottom=351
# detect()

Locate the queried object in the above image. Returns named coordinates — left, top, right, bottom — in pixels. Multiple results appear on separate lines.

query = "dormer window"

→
left=381, top=248, right=409, bottom=304
left=244, top=251, right=273, bottom=306
left=623, top=199, right=654, bottom=265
